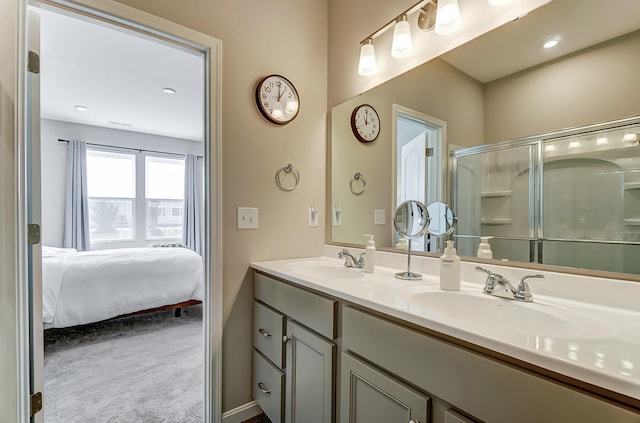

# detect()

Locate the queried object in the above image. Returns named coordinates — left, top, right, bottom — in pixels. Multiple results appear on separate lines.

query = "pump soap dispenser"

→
left=477, top=236, right=493, bottom=259
left=440, top=240, right=460, bottom=290
left=364, top=234, right=376, bottom=273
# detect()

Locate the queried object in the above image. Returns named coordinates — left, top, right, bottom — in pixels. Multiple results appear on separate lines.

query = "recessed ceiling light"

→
left=162, top=87, right=176, bottom=94
left=542, top=38, right=559, bottom=49
left=74, top=105, right=88, bottom=112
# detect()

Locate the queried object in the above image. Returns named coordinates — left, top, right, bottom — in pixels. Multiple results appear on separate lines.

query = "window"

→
left=86, top=148, right=186, bottom=246
left=87, top=150, right=136, bottom=242
left=145, top=156, right=185, bottom=239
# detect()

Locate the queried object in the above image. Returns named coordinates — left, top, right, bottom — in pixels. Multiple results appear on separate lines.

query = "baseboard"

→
left=221, top=401, right=263, bottom=423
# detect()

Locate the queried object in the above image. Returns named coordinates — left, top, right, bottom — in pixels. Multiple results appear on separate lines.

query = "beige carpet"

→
left=44, top=305, right=203, bottom=422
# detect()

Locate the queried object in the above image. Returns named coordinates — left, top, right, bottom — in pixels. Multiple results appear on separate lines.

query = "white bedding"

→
left=42, top=246, right=204, bottom=328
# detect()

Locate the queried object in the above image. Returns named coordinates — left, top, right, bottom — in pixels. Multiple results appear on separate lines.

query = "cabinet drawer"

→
left=341, top=352, right=430, bottom=423
left=342, top=306, right=639, bottom=423
left=253, top=349, right=284, bottom=423
left=254, top=301, right=285, bottom=368
left=255, top=272, right=337, bottom=339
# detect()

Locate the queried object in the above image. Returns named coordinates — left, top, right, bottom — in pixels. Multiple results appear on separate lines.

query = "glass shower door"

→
left=453, top=143, right=539, bottom=262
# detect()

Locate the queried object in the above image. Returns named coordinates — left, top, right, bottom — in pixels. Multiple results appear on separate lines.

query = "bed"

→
left=42, top=246, right=204, bottom=328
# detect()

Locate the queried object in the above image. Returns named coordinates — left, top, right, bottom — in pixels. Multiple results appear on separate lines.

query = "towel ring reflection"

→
left=275, top=163, right=300, bottom=191
left=350, top=172, right=366, bottom=195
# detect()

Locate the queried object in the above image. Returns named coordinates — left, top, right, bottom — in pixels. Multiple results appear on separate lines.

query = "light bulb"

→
left=435, top=0, right=462, bottom=35
left=391, top=15, right=413, bottom=58
left=358, top=39, right=377, bottom=76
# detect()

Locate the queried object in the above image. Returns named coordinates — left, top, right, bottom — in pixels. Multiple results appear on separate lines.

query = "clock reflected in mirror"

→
left=255, top=74, right=300, bottom=125
left=351, top=104, right=380, bottom=143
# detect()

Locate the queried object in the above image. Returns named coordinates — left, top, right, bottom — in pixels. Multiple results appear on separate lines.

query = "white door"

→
left=26, top=8, right=45, bottom=423
left=400, top=134, right=426, bottom=250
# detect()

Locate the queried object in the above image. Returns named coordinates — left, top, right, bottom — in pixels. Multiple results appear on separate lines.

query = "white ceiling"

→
left=442, top=0, right=640, bottom=83
left=38, top=7, right=204, bottom=142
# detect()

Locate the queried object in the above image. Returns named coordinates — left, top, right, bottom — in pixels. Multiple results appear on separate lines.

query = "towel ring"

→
left=350, top=172, right=366, bottom=195
left=275, top=163, right=300, bottom=191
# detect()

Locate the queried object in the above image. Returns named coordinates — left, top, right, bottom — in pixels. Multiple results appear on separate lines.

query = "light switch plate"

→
left=374, top=209, right=385, bottom=225
left=237, top=207, right=258, bottom=229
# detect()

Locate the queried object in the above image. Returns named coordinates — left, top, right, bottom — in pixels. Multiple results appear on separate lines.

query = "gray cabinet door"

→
left=340, top=352, right=430, bottom=423
left=284, top=320, right=335, bottom=423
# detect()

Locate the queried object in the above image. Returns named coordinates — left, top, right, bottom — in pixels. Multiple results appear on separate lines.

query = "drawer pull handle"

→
left=258, top=328, right=271, bottom=337
left=258, top=382, right=271, bottom=394
left=282, top=335, right=290, bottom=344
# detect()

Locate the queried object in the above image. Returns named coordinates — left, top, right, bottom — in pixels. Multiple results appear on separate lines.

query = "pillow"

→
left=150, top=242, right=186, bottom=248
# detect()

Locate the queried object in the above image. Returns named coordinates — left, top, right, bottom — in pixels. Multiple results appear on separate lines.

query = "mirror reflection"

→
left=330, top=0, right=640, bottom=278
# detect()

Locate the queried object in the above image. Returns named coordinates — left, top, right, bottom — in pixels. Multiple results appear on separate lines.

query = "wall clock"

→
left=255, top=74, right=300, bottom=125
left=351, top=104, right=380, bottom=143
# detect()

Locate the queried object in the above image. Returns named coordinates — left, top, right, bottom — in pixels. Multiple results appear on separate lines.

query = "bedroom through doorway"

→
left=33, top=3, right=213, bottom=422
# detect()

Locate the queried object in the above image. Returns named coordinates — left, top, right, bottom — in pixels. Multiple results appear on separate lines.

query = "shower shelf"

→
left=480, top=190, right=512, bottom=197
left=623, top=182, right=640, bottom=190
left=481, top=218, right=512, bottom=224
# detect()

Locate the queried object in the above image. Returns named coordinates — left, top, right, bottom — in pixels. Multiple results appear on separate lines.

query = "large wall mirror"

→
left=330, top=0, right=640, bottom=279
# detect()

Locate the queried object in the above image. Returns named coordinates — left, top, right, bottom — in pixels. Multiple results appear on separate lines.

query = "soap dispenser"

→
left=477, top=236, right=493, bottom=259
left=364, top=234, right=376, bottom=273
left=440, top=240, right=460, bottom=290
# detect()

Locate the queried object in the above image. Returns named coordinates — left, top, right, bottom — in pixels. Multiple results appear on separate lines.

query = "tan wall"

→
left=331, top=59, right=483, bottom=247
left=115, top=0, right=328, bottom=412
left=484, top=30, right=640, bottom=142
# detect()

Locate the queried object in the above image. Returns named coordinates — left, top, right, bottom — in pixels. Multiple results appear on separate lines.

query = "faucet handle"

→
left=475, top=266, right=496, bottom=293
left=515, top=274, right=544, bottom=301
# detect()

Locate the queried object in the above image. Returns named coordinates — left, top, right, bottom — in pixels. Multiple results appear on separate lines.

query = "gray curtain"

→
left=63, top=140, right=90, bottom=251
left=183, top=154, right=202, bottom=255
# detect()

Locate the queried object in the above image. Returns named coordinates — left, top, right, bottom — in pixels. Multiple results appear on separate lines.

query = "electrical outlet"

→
left=308, top=204, right=319, bottom=227
left=237, top=207, right=258, bottom=229
left=374, top=209, right=386, bottom=225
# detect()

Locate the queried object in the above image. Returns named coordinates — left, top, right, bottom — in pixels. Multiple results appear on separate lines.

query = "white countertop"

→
left=251, top=248, right=640, bottom=406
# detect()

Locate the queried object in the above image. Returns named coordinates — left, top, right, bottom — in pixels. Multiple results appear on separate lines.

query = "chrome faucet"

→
left=475, top=266, right=544, bottom=302
left=338, top=249, right=365, bottom=269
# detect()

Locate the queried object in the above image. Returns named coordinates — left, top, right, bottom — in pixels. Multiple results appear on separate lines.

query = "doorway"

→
left=393, top=104, right=446, bottom=253
left=21, top=1, right=222, bottom=422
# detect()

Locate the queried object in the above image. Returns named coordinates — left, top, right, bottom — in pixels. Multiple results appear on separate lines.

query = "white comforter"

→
left=42, top=246, right=204, bottom=328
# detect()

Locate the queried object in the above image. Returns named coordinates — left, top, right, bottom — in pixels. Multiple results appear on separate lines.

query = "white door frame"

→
left=391, top=104, right=447, bottom=248
left=5, top=0, right=223, bottom=421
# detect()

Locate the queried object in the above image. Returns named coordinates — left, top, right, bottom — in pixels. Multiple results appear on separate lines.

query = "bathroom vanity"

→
left=251, top=251, right=640, bottom=423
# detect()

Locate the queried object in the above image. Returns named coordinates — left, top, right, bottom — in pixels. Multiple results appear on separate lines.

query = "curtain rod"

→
left=57, top=138, right=203, bottom=159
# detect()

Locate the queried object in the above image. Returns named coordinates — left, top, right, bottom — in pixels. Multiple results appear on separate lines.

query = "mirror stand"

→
left=395, top=239, right=423, bottom=280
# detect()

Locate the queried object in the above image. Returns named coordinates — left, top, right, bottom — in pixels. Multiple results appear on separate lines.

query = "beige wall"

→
left=114, top=0, right=328, bottom=412
left=331, top=58, right=483, bottom=247
left=485, top=30, right=640, bottom=142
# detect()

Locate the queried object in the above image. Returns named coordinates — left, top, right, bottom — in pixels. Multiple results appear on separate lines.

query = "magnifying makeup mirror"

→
left=393, top=200, right=430, bottom=280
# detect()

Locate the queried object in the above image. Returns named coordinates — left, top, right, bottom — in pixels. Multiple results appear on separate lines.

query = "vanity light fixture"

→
left=391, top=14, right=413, bottom=58
left=358, top=38, right=377, bottom=76
left=357, top=0, right=465, bottom=76
left=74, top=105, right=88, bottom=112
left=435, top=0, right=462, bottom=35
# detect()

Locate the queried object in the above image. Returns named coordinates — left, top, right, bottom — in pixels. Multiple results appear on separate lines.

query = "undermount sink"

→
left=398, top=288, right=614, bottom=341
left=284, top=260, right=364, bottom=280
